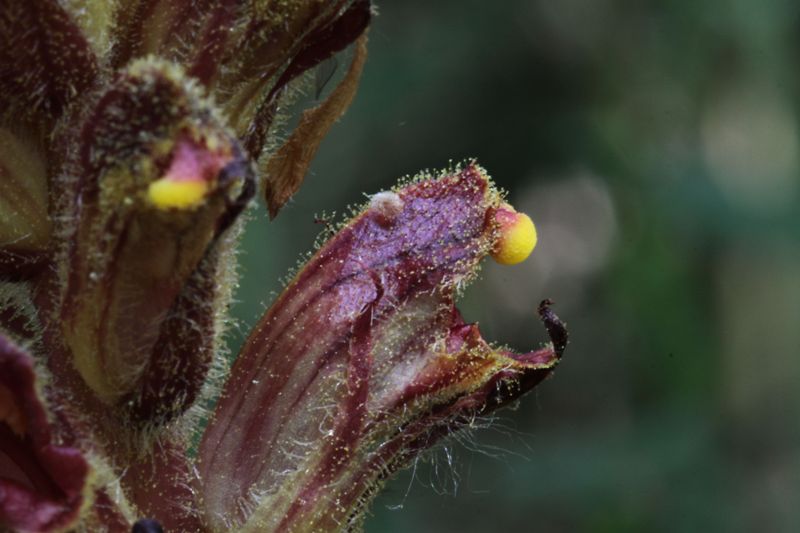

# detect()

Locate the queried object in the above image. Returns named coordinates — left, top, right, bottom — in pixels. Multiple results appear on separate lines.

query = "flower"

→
left=0, top=1, right=567, bottom=532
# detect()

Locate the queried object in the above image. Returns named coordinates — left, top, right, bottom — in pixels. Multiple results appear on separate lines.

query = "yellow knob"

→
left=490, top=204, right=537, bottom=265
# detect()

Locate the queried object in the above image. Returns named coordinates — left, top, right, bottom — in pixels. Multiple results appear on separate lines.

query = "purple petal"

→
left=199, top=164, right=567, bottom=529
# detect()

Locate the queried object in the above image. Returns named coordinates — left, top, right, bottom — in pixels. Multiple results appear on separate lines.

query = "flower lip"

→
left=0, top=335, right=89, bottom=532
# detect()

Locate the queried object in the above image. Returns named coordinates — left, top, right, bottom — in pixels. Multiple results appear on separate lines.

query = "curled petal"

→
left=58, top=59, right=255, bottom=419
left=0, top=334, right=90, bottom=532
left=199, top=164, right=566, bottom=530
left=216, top=0, right=356, bottom=92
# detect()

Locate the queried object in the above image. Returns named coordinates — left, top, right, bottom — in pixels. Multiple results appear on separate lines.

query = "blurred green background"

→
left=233, top=1, right=800, bottom=531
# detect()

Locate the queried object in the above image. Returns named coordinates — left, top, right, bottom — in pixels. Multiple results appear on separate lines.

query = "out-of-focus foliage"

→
left=234, top=1, right=800, bottom=531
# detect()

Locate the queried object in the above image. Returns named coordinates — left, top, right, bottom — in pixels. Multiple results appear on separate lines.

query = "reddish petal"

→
left=0, top=335, right=89, bottom=532
left=199, top=164, right=567, bottom=530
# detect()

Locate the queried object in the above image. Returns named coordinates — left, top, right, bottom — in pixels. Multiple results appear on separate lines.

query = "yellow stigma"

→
left=147, top=178, right=209, bottom=209
left=491, top=206, right=537, bottom=265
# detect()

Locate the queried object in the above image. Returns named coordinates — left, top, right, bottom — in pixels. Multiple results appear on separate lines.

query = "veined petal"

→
left=199, top=164, right=567, bottom=531
left=58, top=59, right=255, bottom=420
left=0, top=334, right=90, bottom=532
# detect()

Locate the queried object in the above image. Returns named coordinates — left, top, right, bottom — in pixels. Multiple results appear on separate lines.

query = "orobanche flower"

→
left=0, top=1, right=567, bottom=532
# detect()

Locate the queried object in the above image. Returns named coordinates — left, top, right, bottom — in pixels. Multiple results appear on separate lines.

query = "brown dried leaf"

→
left=263, top=34, right=368, bottom=219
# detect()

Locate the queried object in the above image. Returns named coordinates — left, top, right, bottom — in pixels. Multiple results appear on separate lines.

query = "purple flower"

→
left=0, top=2, right=566, bottom=531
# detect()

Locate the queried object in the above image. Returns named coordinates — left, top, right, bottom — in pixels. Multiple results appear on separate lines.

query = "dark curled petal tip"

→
left=538, top=299, right=568, bottom=357
left=538, top=298, right=555, bottom=309
left=132, top=518, right=164, bottom=533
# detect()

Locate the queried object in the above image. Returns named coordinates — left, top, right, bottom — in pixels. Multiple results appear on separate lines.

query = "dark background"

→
left=232, top=1, right=800, bottom=531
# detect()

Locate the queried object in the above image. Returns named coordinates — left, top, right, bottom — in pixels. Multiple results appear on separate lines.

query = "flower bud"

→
left=58, top=59, right=254, bottom=418
left=107, top=1, right=371, bottom=220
